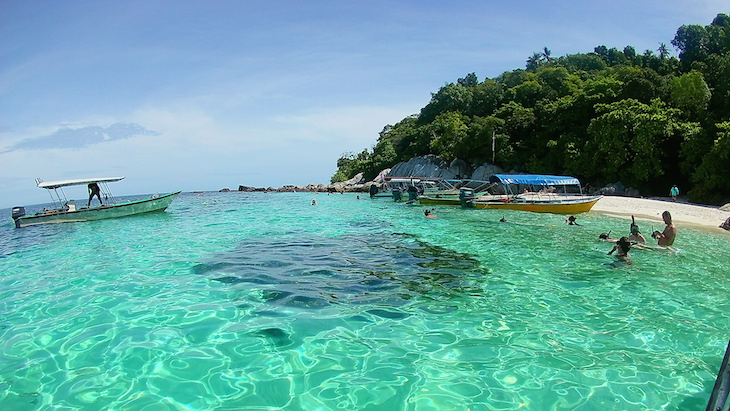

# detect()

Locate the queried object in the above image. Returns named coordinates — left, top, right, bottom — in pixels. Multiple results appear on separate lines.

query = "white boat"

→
left=11, top=177, right=181, bottom=228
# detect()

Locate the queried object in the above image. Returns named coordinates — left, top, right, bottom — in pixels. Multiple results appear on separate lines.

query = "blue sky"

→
left=1, top=0, right=726, bottom=208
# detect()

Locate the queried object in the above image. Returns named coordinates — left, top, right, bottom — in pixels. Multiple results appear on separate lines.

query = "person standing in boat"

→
left=88, top=182, right=103, bottom=206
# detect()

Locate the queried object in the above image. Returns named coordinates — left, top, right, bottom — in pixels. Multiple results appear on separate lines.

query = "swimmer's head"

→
left=617, top=237, right=631, bottom=253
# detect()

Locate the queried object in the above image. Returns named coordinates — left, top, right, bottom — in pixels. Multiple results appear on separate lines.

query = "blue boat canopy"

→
left=488, top=174, right=581, bottom=186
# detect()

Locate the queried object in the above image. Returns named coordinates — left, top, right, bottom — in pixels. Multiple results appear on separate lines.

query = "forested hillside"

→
left=333, top=13, right=730, bottom=204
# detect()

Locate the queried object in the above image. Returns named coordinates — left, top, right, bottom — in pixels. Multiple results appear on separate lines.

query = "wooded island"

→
left=332, top=13, right=730, bottom=205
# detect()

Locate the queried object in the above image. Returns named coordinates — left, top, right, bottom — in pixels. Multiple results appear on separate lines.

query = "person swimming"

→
left=629, top=215, right=647, bottom=243
left=608, top=236, right=631, bottom=256
left=566, top=215, right=580, bottom=225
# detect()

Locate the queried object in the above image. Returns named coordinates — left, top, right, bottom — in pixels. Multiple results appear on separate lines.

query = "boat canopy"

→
left=37, top=177, right=125, bottom=189
left=488, top=174, right=580, bottom=186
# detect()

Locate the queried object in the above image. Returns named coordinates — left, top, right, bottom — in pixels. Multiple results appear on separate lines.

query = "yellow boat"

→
left=467, top=174, right=602, bottom=214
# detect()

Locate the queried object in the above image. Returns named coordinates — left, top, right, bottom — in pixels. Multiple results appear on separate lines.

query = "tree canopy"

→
left=333, top=13, right=730, bottom=204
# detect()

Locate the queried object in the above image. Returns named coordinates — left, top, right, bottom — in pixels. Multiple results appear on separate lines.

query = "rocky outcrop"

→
left=389, top=155, right=456, bottom=179
left=471, top=163, right=504, bottom=181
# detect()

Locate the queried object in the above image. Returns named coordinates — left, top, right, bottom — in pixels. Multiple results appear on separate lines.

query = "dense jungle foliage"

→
left=333, top=13, right=730, bottom=204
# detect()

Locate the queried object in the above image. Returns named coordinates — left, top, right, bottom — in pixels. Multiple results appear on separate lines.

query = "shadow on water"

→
left=0, top=219, right=77, bottom=258
left=191, top=232, right=489, bottom=310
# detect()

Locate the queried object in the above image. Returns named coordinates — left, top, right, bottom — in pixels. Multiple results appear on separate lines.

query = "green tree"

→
left=457, top=72, right=479, bottom=87
left=526, top=52, right=544, bottom=72
left=586, top=99, right=697, bottom=191
left=672, top=24, right=710, bottom=68
left=508, top=80, right=543, bottom=107
left=670, top=71, right=711, bottom=119
left=418, top=83, right=474, bottom=124
left=471, top=79, right=505, bottom=116
left=378, top=115, right=430, bottom=162
left=614, top=66, right=668, bottom=103
left=495, top=102, right=536, bottom=168
left=467, top=115, right=506, bottom=164
left=428, top=112, right=470, bottom=160
left=558, top=52, right=607, bottom=72
left=699, top=54, right=730, bottom=123
left=536, top=66, right=580, bottom=99
left=624, top=46, right=637, bottom=61
left=688, top=122, right=730, bottom=203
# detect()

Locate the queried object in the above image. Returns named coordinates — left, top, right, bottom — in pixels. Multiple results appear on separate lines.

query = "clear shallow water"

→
left=0, top=192, right=728, bottom=410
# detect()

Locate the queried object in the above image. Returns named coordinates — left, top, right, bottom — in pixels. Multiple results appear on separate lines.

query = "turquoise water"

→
left=0, top=192, right=728, bottom=410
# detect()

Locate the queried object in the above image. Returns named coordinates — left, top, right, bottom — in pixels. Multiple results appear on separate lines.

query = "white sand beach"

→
left=591, top=195, right=730, bottom=233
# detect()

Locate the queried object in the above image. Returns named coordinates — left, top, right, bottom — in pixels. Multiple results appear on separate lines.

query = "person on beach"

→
left=652, top=211, right=677, bottom=246
left=670, top=185, right=679, bottom=202
left=629, top=215, right=647, bottom=243
left=87, top=182, right=102, bottom=206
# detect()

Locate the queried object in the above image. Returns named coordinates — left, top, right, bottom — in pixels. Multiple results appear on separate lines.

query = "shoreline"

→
left=590, top=195, right=730, bottom=233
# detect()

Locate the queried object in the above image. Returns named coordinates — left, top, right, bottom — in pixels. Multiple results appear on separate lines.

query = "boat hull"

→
left=471, top=196, right=602, bottom=214
left=14, top=191, right=181, bottom=228
left=418, top=195, right=462, bottom=206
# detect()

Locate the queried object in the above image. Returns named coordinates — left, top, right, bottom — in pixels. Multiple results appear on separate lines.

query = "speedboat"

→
left=466, top=174, right=602, bottom=213
left=11, top=177, right=181, bottom=228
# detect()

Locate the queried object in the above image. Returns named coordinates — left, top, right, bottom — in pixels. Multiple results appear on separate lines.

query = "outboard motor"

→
left=369, top=184, right=379, bottom=197
left=392, top=188, right=402, bottom=202
left=407, top=185, right=419, bottom=202
left=459, top=188, right=475, bottom=208
left=11, top=206, right=25, bottom=228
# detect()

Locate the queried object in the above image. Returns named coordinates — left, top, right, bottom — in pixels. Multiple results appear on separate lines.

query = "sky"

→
left=1, top=0, right=726, bottom=208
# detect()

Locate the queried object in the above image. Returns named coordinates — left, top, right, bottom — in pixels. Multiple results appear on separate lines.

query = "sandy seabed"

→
left=590, top=195, right=730, bottom=233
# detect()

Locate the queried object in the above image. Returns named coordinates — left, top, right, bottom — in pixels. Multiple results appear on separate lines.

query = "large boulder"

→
left=388, top=155, right=457, bottom=179
left=599, top=182, right=626, bottom=196
left=449, top=158, right=470, bottom=179
left=470, top=163, right=504, bottom=181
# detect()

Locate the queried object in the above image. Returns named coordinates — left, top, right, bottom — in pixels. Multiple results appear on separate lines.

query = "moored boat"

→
left=11, top=177, right=181, bottom=228
left=380, top=177, right=449, bottom=202
left=466, top=174, right=602, bottom=213
left=417, top=179, right=496, bottom=206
